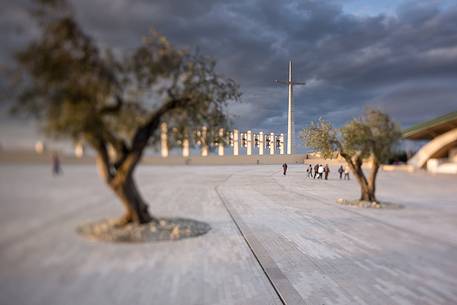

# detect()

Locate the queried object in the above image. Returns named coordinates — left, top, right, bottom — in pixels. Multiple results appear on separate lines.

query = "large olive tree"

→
left=13, top=0, right=240, bottom=225
left=302, top=109, right=401, bottom=202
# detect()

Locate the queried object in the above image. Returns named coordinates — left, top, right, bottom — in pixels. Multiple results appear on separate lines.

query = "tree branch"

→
left=131, top=97, right=188, bottom=152
left=367, top=157, right=380, bottom=201
left=330, top=139, right=343, bottom=153
left=85, top=134, right=113, bottom=183
left=99, top=94, right=123, bottom=115
left=113, top=97, right=189, bottom=180
left=101, top=128, right=129, bottom=169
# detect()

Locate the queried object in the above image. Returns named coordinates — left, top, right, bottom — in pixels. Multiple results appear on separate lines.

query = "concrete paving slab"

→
left=1, top=164, right=456, bottom=305
left=0, top=165, right=282, bottom=305
left=218, top=164, right=457, bottom=305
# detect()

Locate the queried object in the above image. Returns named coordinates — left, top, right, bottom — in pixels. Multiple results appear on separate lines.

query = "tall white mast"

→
left=287, top=61, right=294, bottom=155
left=275, top=61, right=305, bottom=155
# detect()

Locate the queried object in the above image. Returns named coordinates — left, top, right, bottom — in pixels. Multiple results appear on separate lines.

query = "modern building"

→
left=404, top=111, right=457, bottom=174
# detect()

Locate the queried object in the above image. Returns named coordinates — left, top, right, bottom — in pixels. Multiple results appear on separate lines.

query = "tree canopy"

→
left=13, top=0, right=241, bottom=224
left=302, top=108, right=401, bottom=202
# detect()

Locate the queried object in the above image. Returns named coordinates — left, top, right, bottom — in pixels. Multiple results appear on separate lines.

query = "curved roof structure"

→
left=404, top=111, right=457, bottom=170
left=408, top=128, right=457, bottom=168
left=403, top=111, right=457, bottom=140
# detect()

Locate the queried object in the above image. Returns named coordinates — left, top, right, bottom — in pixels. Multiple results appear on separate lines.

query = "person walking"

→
left=306, top=164, right=313, bottom=178
left=52, top=152, right=62, bottom=176
left=318, top=164, right=324, bottom=179
left=282, top=163, right=288, bottom=176
left=344, top=165, right=350, bottom=180
left=338, top=165, right=344, bottom=179
left=324, top=164, right=330, bottom=180
left=313, top=164, right=319, bottom=179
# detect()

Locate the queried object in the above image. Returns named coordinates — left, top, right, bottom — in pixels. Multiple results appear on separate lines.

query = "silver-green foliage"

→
left=302, top=108, right=401, bottom=202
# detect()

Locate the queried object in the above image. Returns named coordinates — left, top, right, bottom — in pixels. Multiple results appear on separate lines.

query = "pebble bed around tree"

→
left=336, top=198, right=403, bottom=209
left=77, top=218, right=211, bottom=243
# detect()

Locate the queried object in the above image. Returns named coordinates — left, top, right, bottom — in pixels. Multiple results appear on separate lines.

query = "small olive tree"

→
left=12, top=0, right=240, bottom=225
left=302, top=109, right=401, bottom=202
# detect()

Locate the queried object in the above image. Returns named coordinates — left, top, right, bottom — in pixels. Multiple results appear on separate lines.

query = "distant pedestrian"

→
left=52, top=152, right=62, bottom=176
left=318, top=164, right=324, bottom=179
left=313, top=164, right=319, bottom=179
left=324, top=164, right=330, bottom=180
left=306, top=164, right=313, bottom=178
left=338, top=165, right=344, bottom=179
left=282, top=163, right=288, bottom=176
left=344, top=165, right=350, bottom=180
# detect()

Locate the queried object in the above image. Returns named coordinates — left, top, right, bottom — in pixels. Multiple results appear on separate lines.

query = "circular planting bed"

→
left=336, top=198, right=403, bottom=209
left=77, top=217, right=211, bottom=243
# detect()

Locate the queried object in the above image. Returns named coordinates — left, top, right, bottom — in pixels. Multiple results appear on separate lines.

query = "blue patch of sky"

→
left=340, top=0, right=456, bottom=17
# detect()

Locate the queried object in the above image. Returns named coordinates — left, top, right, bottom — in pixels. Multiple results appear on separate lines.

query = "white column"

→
left=218, top=128, right=224, bottom=156
left=287, top=60, right=294, bottom=155
left=201, top=126, right=208, bottom=157
left=258, top=132, right=264, bottom=155
left=246, top=130, right=252, bottom=156
left=270, top=132, right=275, bottom=155
left=160, top=122, right=168, bottom=158
left=240, top=132, right=245, bottom=151
left=182, top=137, right=190, bottom=157
left=75, top=142, right=85, bottom=158
left=279, top=133, right=285, bottom=155
left=233, top=129, right=239, bottom=156
left=35, top=141, right=45, bottom=154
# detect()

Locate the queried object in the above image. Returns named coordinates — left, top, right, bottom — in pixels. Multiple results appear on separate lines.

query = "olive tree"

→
left=302, top=109, right=401, bottom=202
left=12, top=0, right=240, bottom=225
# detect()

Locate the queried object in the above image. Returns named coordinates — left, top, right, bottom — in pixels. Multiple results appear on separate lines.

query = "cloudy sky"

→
left=1, top=0, right=457, bottom=150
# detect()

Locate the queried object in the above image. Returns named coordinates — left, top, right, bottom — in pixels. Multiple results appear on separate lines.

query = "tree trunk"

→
left=94, top=151, right=156, bottom=225
left=342, top=154, right=377, bottom=202
left=353, top=165, right=373, bottom=202
left=110, top=173, right=156, bottom=225
left=366, top=159, right=379, bottom=203
left=360, top=185, right=376, bottom=202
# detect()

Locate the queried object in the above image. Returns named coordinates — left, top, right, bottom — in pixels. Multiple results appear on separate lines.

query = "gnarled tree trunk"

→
left=94, top=146, right=157, bottom=225
left=342, top=154, right=379, bottom=202
left=365, top=159, right=379, bottom=202
left=109, top=172, right=154, bottom=225
left=87, top=97, right=188, bottom=226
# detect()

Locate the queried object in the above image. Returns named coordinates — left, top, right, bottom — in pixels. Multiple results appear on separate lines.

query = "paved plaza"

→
left=1, top=164, right=457, bottom=305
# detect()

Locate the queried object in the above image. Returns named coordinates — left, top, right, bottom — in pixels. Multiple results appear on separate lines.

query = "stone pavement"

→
left=0, top=165, right=281, bottom=305
left=1, top=164, right=456, bottom=305
left=218, top=165, right=457, bottom=305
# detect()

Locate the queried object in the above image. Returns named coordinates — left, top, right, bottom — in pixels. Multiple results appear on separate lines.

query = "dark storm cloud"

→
left=1, top=0, right=457, bottom=148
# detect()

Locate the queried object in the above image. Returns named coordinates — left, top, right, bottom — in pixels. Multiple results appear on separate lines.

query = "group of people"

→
left=337, top=165, right=351, bottom=180
left=306, top=164, right=330, bottom=180
left=282, top=162, right=350, bottom=180
left=305, top=164, right=350, bottom=180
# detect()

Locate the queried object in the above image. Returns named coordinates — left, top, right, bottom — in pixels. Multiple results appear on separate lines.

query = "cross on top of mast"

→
left=274, top=60, right=305, bottom=155
left=274, top=61, right=306, bottom=85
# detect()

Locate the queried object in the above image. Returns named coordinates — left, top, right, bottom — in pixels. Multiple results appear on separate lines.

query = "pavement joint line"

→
left=215, top=173, right=307, bottom=305
left=3, top=165, right=457, bottom=304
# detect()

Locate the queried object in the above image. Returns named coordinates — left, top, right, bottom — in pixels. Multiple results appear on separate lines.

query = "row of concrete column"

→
left=160, top=123, right=285, bottom=157
left=69, top=124, right=285, bottom=158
